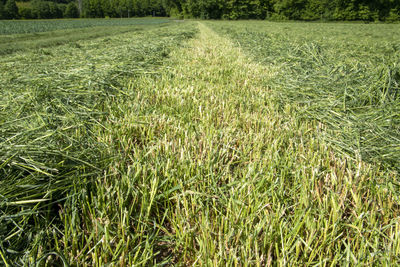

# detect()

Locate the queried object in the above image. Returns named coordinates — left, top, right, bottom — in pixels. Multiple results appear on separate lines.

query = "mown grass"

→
left=0, top=21, right=197, bottom=265
left=1, top=19, right=399, bottom=266
left=206, top=21, right=400, bottom=172
left=0, top=19, right=174, bottom=55
left=0, top=18, right=170, bottom=35
left=124, top=22, right=399, bottom=265
left=0, top=25, right=145, bottom=55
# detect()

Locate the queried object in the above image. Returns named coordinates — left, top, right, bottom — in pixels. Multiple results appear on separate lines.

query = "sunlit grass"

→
left=0, top=21, right=197, bottom=265
left=207, top=21, right=400, bottom=172
left=1, top=20, right=399, bottom=265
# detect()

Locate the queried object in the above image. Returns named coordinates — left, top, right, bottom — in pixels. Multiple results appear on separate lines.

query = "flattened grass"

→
left=135, top=23, right=399, bottom=265
left=207, top=21, right=400, bottom=172
left=72, top=22, right=398, bottom=265
left=0, top=18, right=170, bottom=35
left=1, top=19, right=399, bottom=265
left=0, top=21, right=197, bottom=265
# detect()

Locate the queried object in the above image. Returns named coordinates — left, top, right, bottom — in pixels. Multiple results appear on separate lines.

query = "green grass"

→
left=0, top=20, right=197, bottom=265
left=0, top=18, right=171, bottom=35
left=0, top=25, right=146, bottom=55
left=0, top=18, right=173, bottom=55
left=1, top=20, right=399, bottom=265
left=206, top=21, right=400, bottom=172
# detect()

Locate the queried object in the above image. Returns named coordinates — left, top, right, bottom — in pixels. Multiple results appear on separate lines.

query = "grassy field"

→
left=206, top=21, right=400, bottom=172
left=0, top=18, right=170, bottom=35
left=1, top=19, right=399, bottom=265
left=0, top=19, right=197, bottom=265
left=0, top=18, right=172, bottom=55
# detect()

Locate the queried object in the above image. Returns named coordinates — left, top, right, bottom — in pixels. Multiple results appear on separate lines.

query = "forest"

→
left=0, top=0, right=399, bottom=21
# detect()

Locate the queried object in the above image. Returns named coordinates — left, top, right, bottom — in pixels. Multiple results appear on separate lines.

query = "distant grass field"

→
left=0, top=18, right=172, bottom=55
left=0, top=18, right=171, bottom=35
left=1, top=19, right=399, bottom=265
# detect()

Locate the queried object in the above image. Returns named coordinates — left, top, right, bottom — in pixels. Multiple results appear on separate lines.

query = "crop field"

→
left=0, top=18, right=171, bottom=35
left=0, top=19, right=399, bottom=265
left=0, top=18, right=172, bottom=55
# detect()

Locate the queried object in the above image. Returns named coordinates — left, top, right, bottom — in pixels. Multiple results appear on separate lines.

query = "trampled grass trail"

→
left=112, top=23, right=399, bottom=264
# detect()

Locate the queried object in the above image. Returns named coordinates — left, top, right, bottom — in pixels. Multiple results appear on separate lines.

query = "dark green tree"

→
left=55, top=0, right=400, bottom=21
left=102, top=0, right=116, bottom=17
left=302, top=0, right=333, bottom=20
left=4, top=0, right=19, bottom=19
left=31, top=0, right=51, bottom=18
left=386, top=8, right=399, bottom=21
left=19, top=6, right=33, bottom=18
left=180, top=0, right=233, bottom=19
left=48, top=2, right=63, bottom=18
left=358, top=4, right=373, bottom=21
left=64, top=2, right=79, bottom=17
left=57, top=3, right=67, bottom=16
left=272, top=0, right=307, bottom=20
left=224, top=0, right=251, bottom=19
left=0, top=1, right=4, bottom=19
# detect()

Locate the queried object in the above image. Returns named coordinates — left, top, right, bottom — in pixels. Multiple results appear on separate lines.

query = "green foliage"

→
left=19, top=1, right=66, bottom=19
left=168, top=6, right=182, bottom=19
left=181, top=0, right=224, bottom=19
left=4, top=0, right=18, bottom=19
left=358, top=4, right=372, bottom=21
left=0, top=2, right=4, bottom=19
left=386, top=8, right=399, bottom=22
left=301, top=0, right=333, bottom=20
left=64, top=2, right=78, bottom=18
left=31, top=0, right=50, bottom=18
left=2, top=0, right=400, bottom=21
left=268, top=11, right=287, bottom=20
left=222, top=0, right=264, bottom=19
left=18, top=6, right=33, bottom=19
left=49, top=2, right=63, bottom=18
left=273, top=0, right=307, bottom=20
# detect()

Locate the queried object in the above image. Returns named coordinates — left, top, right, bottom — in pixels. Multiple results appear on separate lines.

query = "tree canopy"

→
left=1, top=0, right=399, bottom=21
left=4, top=0, right=19, bottom=19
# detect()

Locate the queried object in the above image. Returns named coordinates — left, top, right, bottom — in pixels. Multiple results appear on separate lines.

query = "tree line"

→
left=0, top=0, right=399, bottom=21
left=0, top=0, right=79, bottom=19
